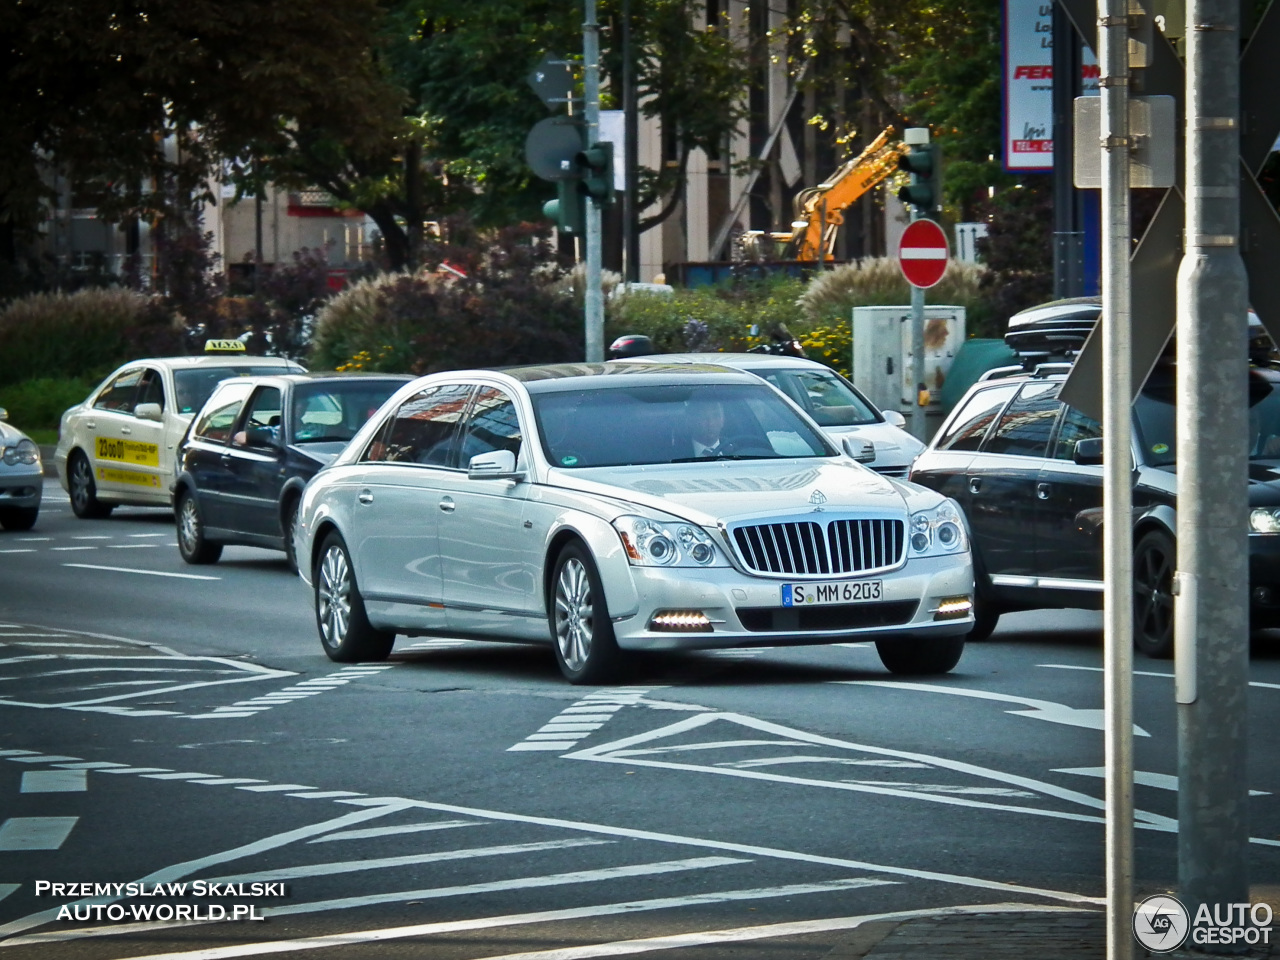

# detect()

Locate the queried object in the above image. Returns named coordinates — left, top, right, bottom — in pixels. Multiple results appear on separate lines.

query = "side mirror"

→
left=244, top=425, right=281, bottom=450
left=468, top=449, right=524, bottom=480
left=134, top=402, right=163, bottom=422
left=842, top=436, right=877, bottom=464
left=1073, top=437, right=1104, bottom=465
left=882, top=409, right=907, bottom=429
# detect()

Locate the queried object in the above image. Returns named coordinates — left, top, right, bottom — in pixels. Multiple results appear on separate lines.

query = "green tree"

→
left=2, top=0, right=399, bottom=283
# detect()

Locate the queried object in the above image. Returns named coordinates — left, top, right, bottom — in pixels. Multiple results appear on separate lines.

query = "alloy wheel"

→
left=178, top=497, right=201, bottom=554
left=317, top=545, right=352, bottom=648
left=1134, top=537, right=1174, bottom=651
left=70, top=458, right=92, bottom=513
left=554, top=557, right=594, bottom=672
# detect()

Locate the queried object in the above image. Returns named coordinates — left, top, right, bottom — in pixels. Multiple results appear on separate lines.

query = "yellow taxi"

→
left=54, top=342, right=303, bottom=518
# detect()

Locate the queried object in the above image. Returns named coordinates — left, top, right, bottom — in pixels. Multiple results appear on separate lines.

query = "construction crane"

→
left=752, top=126, right=906, bottom=262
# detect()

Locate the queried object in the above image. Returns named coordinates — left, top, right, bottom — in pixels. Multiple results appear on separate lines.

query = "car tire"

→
left=176, top=490, right=223, bottom=564
left=967, top=551, right=1001, bottom=641
left=875, top=635, right=966, bottom=675
left=282, top=496, right=301, bottom=575
left=0, top=507, right=38, bottom=531
left=314, top=531, right=393, bottom=663
left=1134, top=528, right=1176, bottom=659
left=550, top=542, right=622, bottom=685
left=68, top=451, right=113, bottom=519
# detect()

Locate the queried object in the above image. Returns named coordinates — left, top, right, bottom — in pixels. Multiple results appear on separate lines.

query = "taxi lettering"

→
left=96, top=436, right=160, bottom=467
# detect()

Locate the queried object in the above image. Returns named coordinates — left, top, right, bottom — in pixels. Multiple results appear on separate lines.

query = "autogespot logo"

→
left=1133, top=895, right=1191, bottom=953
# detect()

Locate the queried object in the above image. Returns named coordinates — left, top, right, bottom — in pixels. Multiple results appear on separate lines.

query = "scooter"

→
left=746, top=323, right=806, bottom=358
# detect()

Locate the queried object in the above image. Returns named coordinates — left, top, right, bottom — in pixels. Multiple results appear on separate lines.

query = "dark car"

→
left=908, top=361, right=1280, bottom=657
left=173, top=373, right=411, bottom=570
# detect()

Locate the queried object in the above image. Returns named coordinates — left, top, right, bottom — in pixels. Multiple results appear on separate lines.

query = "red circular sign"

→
left=897, top=219, right=950, bottom=289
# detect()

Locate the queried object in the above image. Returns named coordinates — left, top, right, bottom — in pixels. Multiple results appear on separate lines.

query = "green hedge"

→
left=0, top=376, right=99, bottom=431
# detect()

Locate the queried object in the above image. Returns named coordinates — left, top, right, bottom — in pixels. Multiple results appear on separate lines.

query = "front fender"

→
left=540, top=510, right=640, bottom=621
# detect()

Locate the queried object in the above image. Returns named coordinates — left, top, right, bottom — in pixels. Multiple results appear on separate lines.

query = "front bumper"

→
left=0, top=466, right=43, bottom=511
left=610, top=553, right=973, bottom=651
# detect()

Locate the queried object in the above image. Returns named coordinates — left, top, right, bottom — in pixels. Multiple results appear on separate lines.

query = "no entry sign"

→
left=898, top=219, right=949, bottom=289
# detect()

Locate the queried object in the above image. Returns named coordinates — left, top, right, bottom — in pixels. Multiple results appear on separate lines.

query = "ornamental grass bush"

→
left=310, top=224, right=582, bottom=374
left=0, top=288, right=179, bottom=389
left=797, top=258, right=993, bottom=334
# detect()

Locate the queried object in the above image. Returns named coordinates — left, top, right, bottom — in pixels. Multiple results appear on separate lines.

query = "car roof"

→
left=121, top=355, right=304, bottom=371
left=409, top=361, right=762, bottom=392
left=621, top=352, right=833, bottom=373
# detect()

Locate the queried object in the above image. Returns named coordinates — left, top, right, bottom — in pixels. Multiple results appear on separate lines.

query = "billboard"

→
left=1003, top=0, right=1099, bottom=172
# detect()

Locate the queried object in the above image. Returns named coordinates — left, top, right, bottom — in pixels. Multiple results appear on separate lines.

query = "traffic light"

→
left=577, top=141, right=615, bottom=205
left=897, top=142, right=941, bottom=218
left=543, top=179, right=585, bottom=235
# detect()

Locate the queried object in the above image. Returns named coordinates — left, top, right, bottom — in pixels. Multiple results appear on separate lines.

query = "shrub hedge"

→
left=0, top=376, right=99, bottom=431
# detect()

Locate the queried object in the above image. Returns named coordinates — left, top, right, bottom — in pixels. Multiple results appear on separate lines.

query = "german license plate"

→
left=782, top=580, right=883, bottom=607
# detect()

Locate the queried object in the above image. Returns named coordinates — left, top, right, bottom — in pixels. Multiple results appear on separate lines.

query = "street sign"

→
left=527, top=55, right=575, bottom=109
left=525, top=116, right=584, bottom=182
left=897, top=219, right=949, bottom=288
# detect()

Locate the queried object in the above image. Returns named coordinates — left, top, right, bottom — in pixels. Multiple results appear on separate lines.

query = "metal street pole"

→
left=583, top=0, right=604, bottom=362
left=1098, top=1, right=1134, bottom=957
left=622, top=0, right=639, bottom=283
left=905, top=127, right=928, bottom=443
left=1176, top=0, right=1250, bottom=928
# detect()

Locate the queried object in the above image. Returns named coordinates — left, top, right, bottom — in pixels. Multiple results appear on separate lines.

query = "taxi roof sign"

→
left=204, top=339, right=247, bottom=353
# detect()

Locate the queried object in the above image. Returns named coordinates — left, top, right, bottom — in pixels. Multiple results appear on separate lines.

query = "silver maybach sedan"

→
left=296, top=363, right=974, bottom=684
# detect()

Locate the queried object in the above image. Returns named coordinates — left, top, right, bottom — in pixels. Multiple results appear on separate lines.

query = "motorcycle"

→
left=746, top=323, right=807, bottom=358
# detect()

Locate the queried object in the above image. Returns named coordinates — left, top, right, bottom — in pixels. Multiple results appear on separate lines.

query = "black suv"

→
left=173, top=373, right=410, bottom=570
left=909, top=359, right=1280, bottom=656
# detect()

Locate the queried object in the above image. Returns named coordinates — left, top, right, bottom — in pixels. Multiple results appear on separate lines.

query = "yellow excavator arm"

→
left=770, top=126, right=907, bottom=261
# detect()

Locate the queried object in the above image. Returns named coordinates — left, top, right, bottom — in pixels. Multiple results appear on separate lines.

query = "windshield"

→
left=1134, top=369, right=1280, bottom=466
left=291, top=380, right=406, bottom=443
left=531, top=382, right=834, bottom=468
left=174, top=365, right=297, bottom=416
left=757, top=369, right=880, bottom=426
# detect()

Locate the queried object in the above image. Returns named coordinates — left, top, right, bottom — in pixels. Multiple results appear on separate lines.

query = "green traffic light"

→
left=577, top=141, right=615, bottom=205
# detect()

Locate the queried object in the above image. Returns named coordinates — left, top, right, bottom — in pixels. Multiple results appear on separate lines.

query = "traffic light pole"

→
left=583, top=0, right=604, bottom=363
left=1098, top=2, right=1134, bottom=957
left=903, top=127, right=930, bottom=443
left=1176, top=0, right=1250, bottom=926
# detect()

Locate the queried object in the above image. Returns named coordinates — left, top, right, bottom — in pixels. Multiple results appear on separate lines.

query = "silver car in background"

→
left=0, top=407, right=42, bottom=531
left=622, top=353, right=926, bottom=476
left=296, top=363, right=973, bottom=684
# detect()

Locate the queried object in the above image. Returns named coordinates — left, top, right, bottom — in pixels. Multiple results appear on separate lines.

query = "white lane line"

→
left=97, top=767, right=172, bottom=775
left=51, top=762, right=130, bottom=770
left=95, top=878, right=899, bottom=960
left=718, top=756, right=930, bottom=770
left=188, top=779, right=269, bottom=787
left=1, top=641, right=118, bottom=648
left=0, top=817, right=78, bottom=850
left=63, top=563, right=220, bottom=581
left=286, top=791, right=365, bottom=799
left=14, top=538, right=50, bottom=542
left=0, top=803, right=417, bottom=940
left=835, top=679, right=1151, bottom=736
left=109, top=544, right=159, bottom=549
left=6, top=754, right=81, bottom=763
left=1054, top=766, right=1271, bottom=797
left=0, top=885, right=17, bottom=903
left=1039, top=662, right=1280, bottom=692
left=200, top=839, right=612, bottom=885
left=20, top=770, right=87, bottom=793
left=140, top=772, right=219, bottom=781
left=309, top=820, right=480, bottom=842
left=508, top=689, right=651, bottom=752
left=51, top=546, right=97, bottom=552
left=236, top=784, right=318, bottom=793
left=128, top=533, right=167, bottom=538
left=262, top=856, right=758, bottom=919
left=0, top=549, right=35, bottom=555
left=72, top=536, right=111, bottom=541
left=0, top=749, right=38, bottom=756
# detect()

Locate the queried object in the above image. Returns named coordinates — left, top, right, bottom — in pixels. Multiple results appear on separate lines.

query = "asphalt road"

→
left=0, top=477, right=1277, bottom=959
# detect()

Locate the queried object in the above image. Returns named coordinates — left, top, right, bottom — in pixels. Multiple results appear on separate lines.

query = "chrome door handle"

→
left=86, top=420, right=96, bottom=429
left=968, top=478, right=982, bottom=494
left=439, top=497, right=456, bottom=513
left=358, top=489, right=374, bottom=504
left=1036, top=482, right=1051, bottom=500
left=120, top=427, right=132, bottom=435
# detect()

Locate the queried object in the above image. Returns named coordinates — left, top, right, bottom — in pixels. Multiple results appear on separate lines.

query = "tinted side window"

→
left=374, top=384, right=473, bottom=466
left=94, top=369, right=144, bottom=413
left=459, top=388, right=523, bottom=465
left=984, top=381, right=1060, bottom=457
left=1053, top=406, right=1102, bottom=460
left=935, top=383, right=1018, bottom=452
left=193, top=382, right=255, bottom=444
left=135, top=369, right=166, bottom=411
left=237, top=387, right=283, bottom=447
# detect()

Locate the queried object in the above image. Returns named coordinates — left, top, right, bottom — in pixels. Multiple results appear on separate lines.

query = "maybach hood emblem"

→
left=809, top=489, right=827, bottom=505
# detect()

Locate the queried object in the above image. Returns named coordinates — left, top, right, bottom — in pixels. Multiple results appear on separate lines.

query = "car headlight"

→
left=1250, top=507, right=1280, bottom=534
left=614, top=516, right=726, bottom=567
left=2, top=439, right=39, bottom=466
left=909, top=499, right=967, bottom=557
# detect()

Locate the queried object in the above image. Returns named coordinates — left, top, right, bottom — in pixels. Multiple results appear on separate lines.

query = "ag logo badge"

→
left=1133, top=894, right=1190, bottom=953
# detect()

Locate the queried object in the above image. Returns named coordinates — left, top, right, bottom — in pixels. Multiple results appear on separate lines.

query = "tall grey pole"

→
left=583, top=0, right=604, bottom=362
left=1098, top=2, right=1134, bottom=958
left=622, top=0, right=639, bottom=283
left=910, top=283, right=926, bottom=441
left=1176, top=0, right=1250, bottom=927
